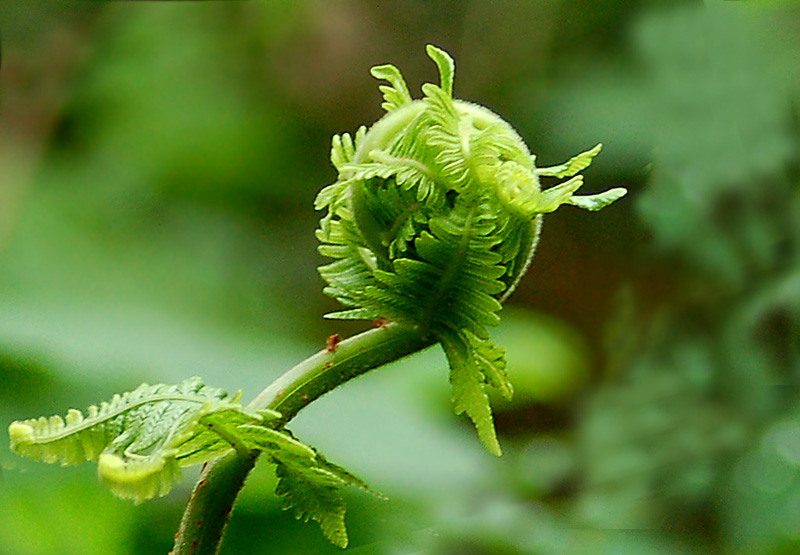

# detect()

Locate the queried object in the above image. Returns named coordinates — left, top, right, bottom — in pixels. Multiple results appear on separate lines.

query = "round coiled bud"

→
left=315, top=45, right=625, bottom=454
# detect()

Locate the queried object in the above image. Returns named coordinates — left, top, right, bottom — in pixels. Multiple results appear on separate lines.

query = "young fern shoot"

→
left=316, top=44, right=625, bottom=454
left=7, top=45, right=625, bottom=553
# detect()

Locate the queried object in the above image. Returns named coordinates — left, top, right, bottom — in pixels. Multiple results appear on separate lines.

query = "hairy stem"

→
left=172, top=323, right=435, bottom=555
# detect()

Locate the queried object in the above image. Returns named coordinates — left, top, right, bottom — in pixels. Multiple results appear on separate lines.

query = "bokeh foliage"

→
left=1, top=1, right=798, bottom=554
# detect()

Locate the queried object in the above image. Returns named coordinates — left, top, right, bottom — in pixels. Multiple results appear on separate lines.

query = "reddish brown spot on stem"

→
left=326, top=333, right=341, bottom=353
left=374, top=317, right=389, bottom=328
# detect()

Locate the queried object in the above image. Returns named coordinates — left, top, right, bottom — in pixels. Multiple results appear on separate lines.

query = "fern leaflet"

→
left=269, top=432, right=379, bottom=549
left=440, top=331, right=512, bottom=456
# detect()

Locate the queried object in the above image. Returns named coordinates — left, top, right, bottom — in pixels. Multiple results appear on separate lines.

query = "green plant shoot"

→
left=8, top=45, right=625, bottom=552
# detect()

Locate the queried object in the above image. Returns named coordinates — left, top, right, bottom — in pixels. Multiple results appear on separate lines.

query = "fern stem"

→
left=173, top=323, right=435, bottom=555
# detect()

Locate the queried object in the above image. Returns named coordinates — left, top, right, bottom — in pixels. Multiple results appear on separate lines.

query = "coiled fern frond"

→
left=317, top=45, right=626, bottom=454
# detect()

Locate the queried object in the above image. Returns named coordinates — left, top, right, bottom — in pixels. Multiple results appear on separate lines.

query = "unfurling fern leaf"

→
left=9, top=377, right=377, bottom=544
left=8, top=377, right=279, bottom=503
left=317, top=44, right=626, bottom=454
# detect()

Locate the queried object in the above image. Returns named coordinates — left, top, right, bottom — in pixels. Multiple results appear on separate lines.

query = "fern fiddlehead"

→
left=7, top=45, right=624, bottom=554
left=316, top=44, right=625, bottom=454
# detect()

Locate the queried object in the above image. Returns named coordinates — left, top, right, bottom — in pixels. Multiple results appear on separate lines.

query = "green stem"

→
left=172, top=323, right=435, bottom=555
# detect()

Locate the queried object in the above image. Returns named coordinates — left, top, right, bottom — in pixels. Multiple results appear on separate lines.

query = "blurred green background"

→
left=1, top=1, right=799, bottom=554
